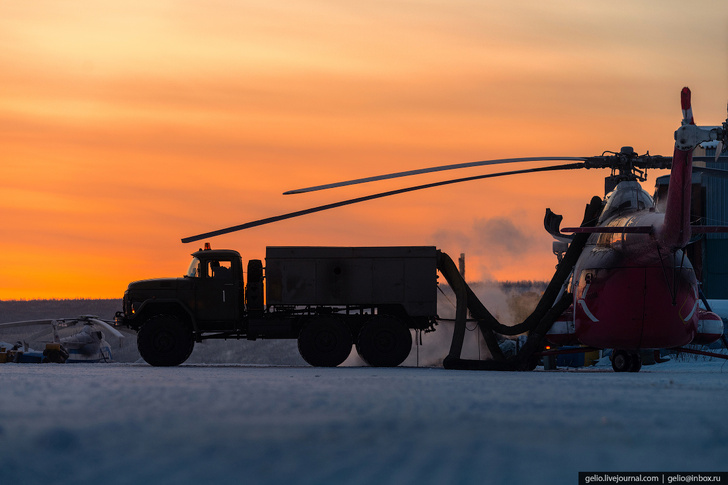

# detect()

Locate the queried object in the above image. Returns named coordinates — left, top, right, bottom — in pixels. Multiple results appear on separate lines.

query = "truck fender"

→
left=135, top=299, right=199, bottom=333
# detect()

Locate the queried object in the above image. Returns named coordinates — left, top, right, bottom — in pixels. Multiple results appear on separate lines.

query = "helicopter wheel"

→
left=611, top=350, right=632, bottom=372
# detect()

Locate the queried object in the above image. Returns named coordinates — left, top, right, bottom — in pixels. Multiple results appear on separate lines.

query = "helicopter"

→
left=0, top=316, right=125, bottom=363
left=182, top=87, right=728, bottom=372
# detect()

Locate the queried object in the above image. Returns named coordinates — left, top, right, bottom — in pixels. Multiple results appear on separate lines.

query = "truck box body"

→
left=265, top=246, right=438, bottom=317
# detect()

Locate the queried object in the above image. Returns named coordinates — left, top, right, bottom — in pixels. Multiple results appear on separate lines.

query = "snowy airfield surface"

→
left=2, top=360, right=728, bottom=485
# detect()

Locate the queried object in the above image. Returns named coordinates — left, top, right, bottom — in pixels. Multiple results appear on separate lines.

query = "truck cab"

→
left=185, top=249, right=244, bottom=327
left=118, top=247, right=248, bottom=366
left=121, top=247, right=245, bottom=332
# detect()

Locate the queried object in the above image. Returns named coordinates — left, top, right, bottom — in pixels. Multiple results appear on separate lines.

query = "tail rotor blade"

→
left=283, top=157, right=586, bottom=195
left=681, top=87, right=695, bottom=125
left=182, top=162, right=585, bottom=243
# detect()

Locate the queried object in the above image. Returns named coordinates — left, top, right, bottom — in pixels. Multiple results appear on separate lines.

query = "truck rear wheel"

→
left=298, top=316, right=353, bottom=367
left=356, top=316, right=412, bottom=367
left=137, top=314, right=194, bottom=367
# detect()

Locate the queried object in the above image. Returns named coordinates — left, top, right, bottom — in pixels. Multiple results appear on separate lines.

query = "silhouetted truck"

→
left=118, top=246, right=438, bottom=367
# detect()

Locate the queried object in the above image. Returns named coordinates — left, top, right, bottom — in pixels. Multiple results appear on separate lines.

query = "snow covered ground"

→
left=1, top=359, right=727, bottom=485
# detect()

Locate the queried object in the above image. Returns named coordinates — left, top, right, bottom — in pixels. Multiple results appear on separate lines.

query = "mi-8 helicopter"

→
left=0, top=316, right=125, bottom=363
left=182, top=87, right=728, bottom=372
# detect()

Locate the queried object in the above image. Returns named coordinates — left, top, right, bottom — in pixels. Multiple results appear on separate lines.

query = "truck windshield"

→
left=186, top=257, right=201, bottom=278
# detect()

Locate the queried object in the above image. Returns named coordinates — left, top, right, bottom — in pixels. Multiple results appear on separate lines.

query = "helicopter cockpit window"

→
left=599, top=181, right=654, bottom=223
left=186, top=257, right=201, bottom=278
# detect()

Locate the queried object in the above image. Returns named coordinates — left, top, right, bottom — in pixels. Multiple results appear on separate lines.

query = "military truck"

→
left=118, top=245, right=438, bottom=367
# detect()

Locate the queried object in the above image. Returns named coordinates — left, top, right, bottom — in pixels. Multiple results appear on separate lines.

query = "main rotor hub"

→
left=582, top=148, right=670, bottom=195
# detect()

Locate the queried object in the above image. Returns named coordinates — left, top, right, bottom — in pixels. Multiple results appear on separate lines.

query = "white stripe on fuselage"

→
left=578, top=282, right=599, bottom=322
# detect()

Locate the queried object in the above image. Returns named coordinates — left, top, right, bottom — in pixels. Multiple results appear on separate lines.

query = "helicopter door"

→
left=196, top=258, right=240, bottom=327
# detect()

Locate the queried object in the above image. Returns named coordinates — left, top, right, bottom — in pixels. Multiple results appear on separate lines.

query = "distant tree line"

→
left=0, top=299, right=122, bottom=323
left=496, top=281, right=548, bottom=291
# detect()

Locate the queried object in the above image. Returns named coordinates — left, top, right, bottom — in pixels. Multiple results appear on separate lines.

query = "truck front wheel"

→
left=298, top=316, right=353, bottom=367
left=356, top=316, right=412, bottom=367
left=137, top=314, right=194, bottom=366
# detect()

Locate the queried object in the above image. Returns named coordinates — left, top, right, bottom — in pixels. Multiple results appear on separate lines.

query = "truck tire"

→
left=356, top=316, right=412, bottom=367
left=137, top=314, right=194, bottom=366
left=298, top=316, right=353, bottom=367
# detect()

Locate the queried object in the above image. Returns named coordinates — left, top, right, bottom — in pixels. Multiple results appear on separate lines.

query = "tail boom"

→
left=658, top=87, right=695, bottom=251
left=658, top=145, right=693, bottom=251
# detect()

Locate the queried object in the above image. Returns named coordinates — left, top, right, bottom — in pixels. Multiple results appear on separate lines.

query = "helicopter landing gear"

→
left=611, top=350, right=642, bottom=372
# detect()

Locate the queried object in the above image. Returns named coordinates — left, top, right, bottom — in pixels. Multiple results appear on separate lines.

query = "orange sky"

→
left=2, top=0, right=727, bottom=299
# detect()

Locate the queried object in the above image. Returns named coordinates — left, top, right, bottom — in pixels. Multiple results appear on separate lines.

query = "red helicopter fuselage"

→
left=550, top=145, right=723, bottom=351
left=571, top=202, right=699, bottom=350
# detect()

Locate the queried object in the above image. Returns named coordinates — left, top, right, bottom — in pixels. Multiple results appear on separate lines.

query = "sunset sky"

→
left=2, top=0, right=727, bottom=299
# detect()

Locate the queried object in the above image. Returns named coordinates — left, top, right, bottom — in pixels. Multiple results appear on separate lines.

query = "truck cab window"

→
left=186, top=257, right=201, bottom=278
left=207, top=260, right=233, bottom=281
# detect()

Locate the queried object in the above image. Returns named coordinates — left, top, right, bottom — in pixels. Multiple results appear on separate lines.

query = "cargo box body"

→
left=265, top=246, right=438, bottom=318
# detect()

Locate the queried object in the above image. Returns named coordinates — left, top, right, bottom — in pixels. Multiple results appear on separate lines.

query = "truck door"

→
left=196, top=258, right=240, bottom=328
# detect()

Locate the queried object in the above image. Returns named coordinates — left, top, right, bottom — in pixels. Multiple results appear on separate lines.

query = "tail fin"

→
left=658, top=87, right=694, bottom=251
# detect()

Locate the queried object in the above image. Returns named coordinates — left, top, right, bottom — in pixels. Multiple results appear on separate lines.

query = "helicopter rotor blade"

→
left=88, top=318, right=126, bottom=340
left=283, top=157, right=587, bottom=195
left=182, top=162, right=585, bottom=243
left=0, top=319, right=55, bottom=330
